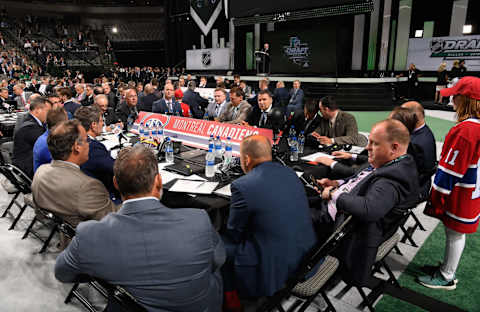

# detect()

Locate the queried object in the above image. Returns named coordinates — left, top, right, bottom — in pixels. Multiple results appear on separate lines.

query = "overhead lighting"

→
left=415, top=29, right=423, bottom=38
left=112, top=27, right=118, bottom=34
left=463, top=24, right=472, bottom=34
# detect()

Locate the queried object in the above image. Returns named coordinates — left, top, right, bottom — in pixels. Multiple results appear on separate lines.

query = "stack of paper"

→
left=169, top=179, right=219, bottom=195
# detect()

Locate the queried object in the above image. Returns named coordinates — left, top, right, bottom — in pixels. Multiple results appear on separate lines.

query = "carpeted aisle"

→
left=375, top=219, right=480, bottom=312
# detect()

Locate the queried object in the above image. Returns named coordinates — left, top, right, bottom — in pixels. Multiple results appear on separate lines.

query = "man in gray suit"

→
left=218, top=87, right=252, bottom=125
left=13, top=83, right=32, bottom=111
left=32, top=119, right=117, bottom=227
left=206, top=87, right=228, bottom=119
left=286, top=80, right=304, bottom=115
left=310, top=96, right=368, bottom=147
left=55, top=145, right=225, bottom=312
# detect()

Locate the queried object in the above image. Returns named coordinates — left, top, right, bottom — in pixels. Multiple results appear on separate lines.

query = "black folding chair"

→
left=0, top=164, right=33, bottom=230
left=257, top=215, right=355, bottom=312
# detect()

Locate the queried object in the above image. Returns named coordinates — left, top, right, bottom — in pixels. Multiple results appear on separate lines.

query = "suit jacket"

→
left=218, top=100, right=252, bottom=124
left=55, top=198, right=225, bottom=312
left=64, top=100, right=80, bottom=116
left=273, top=87, right=290, bottom=108
left=411, top=124, right=437, bottom=196
left=335, top=155, right=419, bottom=286
left=206, top=100, right=227, bottom=119
left=80, top=138, right=115, bottom=194
left=103, top=108, right=119, bottom=126
left=312, top=110, right=368, bottom=146
left=182, top=89, right=208, bottom=119
left=138, top=93, right=157, bottom=112
left=12, top=114, right=45, bottom=178
left=225, top=162, right=317, bottom=297
left=32, top=160, right=117, bottom=227
left=15, top=91, right=32, bottom=110
left=116, top=101, right=138, bottom=129
left=152, top=98, right=182, bottom=115
left=290, top=110, right=322, bottom=138
left=286, top=88, right=304, bottom=114
left=81, top=95, right=94, bottom=106
left=247, top=106, right=274, bottom=129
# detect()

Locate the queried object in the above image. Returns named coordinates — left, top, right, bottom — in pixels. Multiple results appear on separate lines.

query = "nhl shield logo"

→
left=430, top=39, right=444, bottom=53
left=202, top=51, right=211, bottom=66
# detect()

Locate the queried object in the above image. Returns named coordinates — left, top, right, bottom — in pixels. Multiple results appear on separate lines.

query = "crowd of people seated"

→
left=1, top=49, right=479, bottom=311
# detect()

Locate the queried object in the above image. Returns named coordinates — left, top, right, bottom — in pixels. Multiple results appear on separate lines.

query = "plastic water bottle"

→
left=157, top=122, right=164, bottom=143
left=203, top=111, right=209, bottom=120
left=208, top=134, right=214, bottom=151
left=287, top=125, right=296, bottom=146
left=214, top=136, right=223, bottom=158
left=165, top=137, right=174, bottom=163
left=298, top=131, right=305, bottom=154
left=205, top=148, right=215, bottom=178
left=290, top=137, right=299, bottom=162
left=139, top=122, right=145, bottom=140
left=222, top=137, right=232, bottom=169
left=151, top=121, right=158, bottom=139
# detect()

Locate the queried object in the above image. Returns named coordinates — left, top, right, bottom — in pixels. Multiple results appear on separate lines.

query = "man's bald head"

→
left=240, top=135, right=272, bottom=173
left=401, top=101, right=425, bottom=127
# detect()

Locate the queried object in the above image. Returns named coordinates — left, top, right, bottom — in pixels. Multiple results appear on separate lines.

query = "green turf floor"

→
left=349, top=111, right=456, bottom=142
left=375, top=221, right=480, bottom=312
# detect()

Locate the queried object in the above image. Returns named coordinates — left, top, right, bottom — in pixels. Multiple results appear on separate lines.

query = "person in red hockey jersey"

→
left=418, top=76, right=480, bottom=290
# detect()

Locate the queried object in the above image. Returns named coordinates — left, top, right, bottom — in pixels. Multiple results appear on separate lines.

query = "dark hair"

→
left=74, top=106, right=101, bottom=132
left=234, top=74, right=240, bottom=79
left=57, top=87, right=73, bottom=99
left=30, top=96, right=50, bottom=111
left=47, top=120, right=83, bottom=161
left=114, top=145, right=158, bottom=197
left=304, top=98, right=319, bottom=115
left=229, top=86, right=245, bottom=99
left=46, top=107, right=68, bottom=129
left=320, top=96, right=338, bottom=110
left=258, top=89, right=273, bottom=98
left=390, top=107, right=418, bottom=134
left=93, top=87, right=104, bottom=95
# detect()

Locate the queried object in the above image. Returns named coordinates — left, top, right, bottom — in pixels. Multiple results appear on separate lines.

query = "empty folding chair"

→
left=0, top=164, right=32, bottom=230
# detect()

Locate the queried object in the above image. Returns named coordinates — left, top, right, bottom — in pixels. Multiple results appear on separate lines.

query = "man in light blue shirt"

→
left=33, top=106, right=68, bottom=173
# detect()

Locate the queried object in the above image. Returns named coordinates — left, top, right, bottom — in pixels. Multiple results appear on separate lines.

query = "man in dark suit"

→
left=152, top=83, right=182, bottom=115
left=137, top=84, right=156, bottom=112
left=273, top=81, right=290, bottom=111
left=402, top=101, right=437, bottom=200
left=12, top=96, right=51, bottom=177
left=102, top=83, right=117, bottom=110
left=289, top=98, right=322, bottom=140
left=95, top=95, right=120, bottom=129
left=55, top=145, right=225, bottom=312
left=316, top=119, right=419, bottom=286
left=222, top=135, right=317, bottom=299
left=0, top=87, right=11, bottom=109
left=311, top=96, right=368, bottom=147
left=75, top=106, right=116, bottom=196
left=116, top=88, right=138, bottom=130
left=286, top=80, right=304, bottom=115
left=244, top=90, right=274, bottom=129
left=57, top=87, right=80, bottom=116
left=81, top=84, right=94, bottom=106
left=182, top=81, right=208, bottom=119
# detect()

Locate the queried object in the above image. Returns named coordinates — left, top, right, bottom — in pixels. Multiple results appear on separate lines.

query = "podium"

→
left=255, top=51, right=270, bottom=75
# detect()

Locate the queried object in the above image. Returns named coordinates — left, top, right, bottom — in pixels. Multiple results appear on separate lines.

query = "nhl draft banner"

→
left=186, top=48, right=231, bottom=70
left=407, top=35, right=480, bottom=71
left=190, top=0, right=223, bottom=36
left=133, top=112, right=273, bottom=156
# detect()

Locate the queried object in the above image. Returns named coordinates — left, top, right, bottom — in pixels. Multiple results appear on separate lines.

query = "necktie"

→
left=215, top=104, right=220, bottom=116
left=260, top=111, right=267, bottom=126
left=232, top=107, right=239, bottom=119
left=167, top=101, right=172, bottom=113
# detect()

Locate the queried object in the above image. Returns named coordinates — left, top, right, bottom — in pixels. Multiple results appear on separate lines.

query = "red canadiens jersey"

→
left=431, top=118, right=480, bottom=233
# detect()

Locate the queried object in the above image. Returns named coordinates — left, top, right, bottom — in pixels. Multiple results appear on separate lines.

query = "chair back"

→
left=0, top=140, right=14, bottom=165
left=0, top=164, right=31, bottom=194
left=96, top=279, right=148, bottom=312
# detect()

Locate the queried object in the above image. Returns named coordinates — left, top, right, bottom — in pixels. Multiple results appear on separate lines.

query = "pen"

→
left=197, top=181, right=207, bottom=188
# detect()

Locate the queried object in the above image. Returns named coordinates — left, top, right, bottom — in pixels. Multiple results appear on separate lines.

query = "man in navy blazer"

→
left=55, top=145, right=225, bottom=312
left=75, top=106, right=116, bottom=196
left=183, top=81, right=208, bottom=119
left=286, top=80, right=304, bottom=115
left=152, top=83, right=182, bottom=115
left=58, top=87, right=80, bottom=116
left=222, top=135, right=317, bottom=299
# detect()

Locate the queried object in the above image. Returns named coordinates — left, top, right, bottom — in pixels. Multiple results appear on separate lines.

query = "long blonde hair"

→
left=454, top=95, right=480, bottom=122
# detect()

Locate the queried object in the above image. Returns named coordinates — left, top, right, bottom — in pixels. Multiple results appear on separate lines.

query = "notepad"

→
left=301, top=152, right=335, bottom=162
left=169, top=179, right=219, bottom=195
left=214, top=184, right=232, bottom=197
